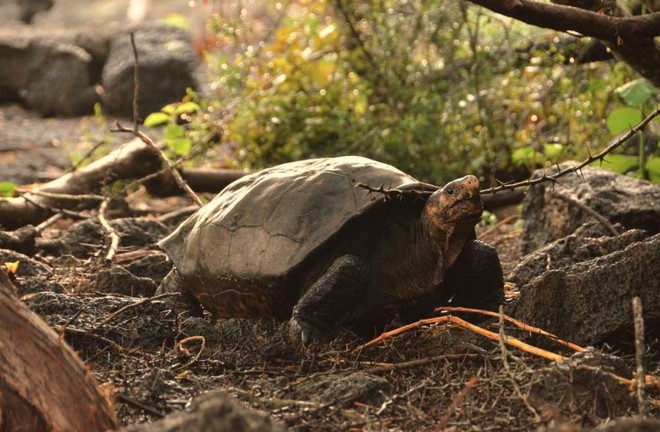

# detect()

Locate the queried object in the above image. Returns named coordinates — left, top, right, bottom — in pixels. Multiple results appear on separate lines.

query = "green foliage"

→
left=186, top=0, right=659, bottom=184
left=601, top=79, right=659, bottom=179
left=606, top=107, right=643, bottom=135
left=0, top=182, right=16, bottom=197
left=145, top=101, right=200, bottom=156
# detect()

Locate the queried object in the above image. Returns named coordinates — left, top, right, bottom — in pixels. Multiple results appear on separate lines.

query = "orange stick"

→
left=436, top=306, right=585, bottom=352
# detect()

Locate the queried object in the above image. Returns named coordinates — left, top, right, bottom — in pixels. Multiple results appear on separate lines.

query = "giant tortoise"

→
left=158, top=156, right=504, bottom=344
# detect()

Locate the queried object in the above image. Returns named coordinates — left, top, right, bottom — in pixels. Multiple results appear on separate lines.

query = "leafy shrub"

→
left=187, top=0, right=658, bottom=184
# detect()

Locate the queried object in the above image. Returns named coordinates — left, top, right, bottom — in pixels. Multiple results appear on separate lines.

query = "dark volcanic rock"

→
left=39, top=218, right=170, bottom=258
left=295, top=372, right=392, bottom=408
left=0, top=26, right=101, bottom=115
left=510, top=224, right=648, bottom=287
left=123, top=390, right=285, bottom=432
left=102, top=23, right=198, bottom=117
left=521, top=164, right=660, bottom=254
left=94, top=266, right=158, bottom=297
left=0, top=0, right=52, bottom=24
left=510, top=233, right=660, bottom=348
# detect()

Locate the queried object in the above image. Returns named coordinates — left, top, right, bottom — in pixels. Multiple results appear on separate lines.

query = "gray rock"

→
left=122, top=390, right=285, bottom=432
left=102, top=23, right=198, bottom=117
left=0, top=0, right=52, bottom=24
left=510, top=224, right=648, bottom=287
left=0, top=26, right=102, bottom=115
left=510, top=233, right=660, bottom=347
left=38, top=218, right=171, bottom=258
left=521, top=164, right=660, bottom=254
left=295, top=372, right=392, bottom=407
left=94, top=266, right=158, bottom=297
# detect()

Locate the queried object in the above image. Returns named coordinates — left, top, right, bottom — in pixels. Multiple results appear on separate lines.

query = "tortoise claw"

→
left=289, top=316, right=323, bottom=346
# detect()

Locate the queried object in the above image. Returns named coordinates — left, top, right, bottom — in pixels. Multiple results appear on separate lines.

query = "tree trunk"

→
left=0, top=270, right=118, bottom=432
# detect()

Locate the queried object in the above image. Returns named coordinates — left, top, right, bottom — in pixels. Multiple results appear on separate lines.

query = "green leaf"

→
left=161, top=104, right=177, bottom=115
left=175, top=102, right=201, bottom=115
left=601, top=154, right=638, bottom=174
left=160, top=13, right=189, bottom=30
left=615, top=79, right=657, bottom=108
left=144, top=112, right=170, bottom=127
left=0, top=182, right=16, bottom=197
left=164, top=124, right=185, bottom=139
left=511, top=147, right=535, bottom=165
left=606, top=107, right=643, bottom=135
left=166, top=137, right=191, bottom=156
left=543, top=143, right=564, bottom=159
left=645, top=156, right=660, bottom=183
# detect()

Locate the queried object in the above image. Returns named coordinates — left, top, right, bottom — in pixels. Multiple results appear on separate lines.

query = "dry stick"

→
left=550, top=191, right=619, bottom=236
left=477, top=214, right=520, bottom=240
left=110, top=33, right=203, bottom=208
left=16, top=189, right=106, bottom=202
left=436, top=376, right=479, bottom=429
left=633, top=296, right=647, bottom=417
left=34, top=213, right=63, bottom=233
left=498, top=306, right=541, bottom=423
left=376, top=378, right=431, bottom=415
left=94, top=292, right=180, bottom=329
left=116, top=394, right=165, bottom=419
left=130, top=32, right=140, bottom=131
left=360, top=315, right=566, bottom=362
left=98, top=198, right=120, bottom=262
left=171, top=335, right=206, bottom=371
left=436, top=306, right=585, bottom=352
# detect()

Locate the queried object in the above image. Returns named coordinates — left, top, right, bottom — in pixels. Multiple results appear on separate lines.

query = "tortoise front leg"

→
left=290, top=255, right=366, bottom=345
left=443, top=240, right=504, bottom=313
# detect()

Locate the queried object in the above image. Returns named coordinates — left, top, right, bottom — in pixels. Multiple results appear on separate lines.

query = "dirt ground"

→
left=1, top=2, right=658, bottom=426
left=3, top=205, right=656, bottom=431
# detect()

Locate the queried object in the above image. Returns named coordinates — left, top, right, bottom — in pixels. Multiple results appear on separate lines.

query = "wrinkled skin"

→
left=288, top=175, right=499, bottom=345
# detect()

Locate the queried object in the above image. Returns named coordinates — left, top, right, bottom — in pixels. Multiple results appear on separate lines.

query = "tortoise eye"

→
left=444, top=187, right=456, bottom=196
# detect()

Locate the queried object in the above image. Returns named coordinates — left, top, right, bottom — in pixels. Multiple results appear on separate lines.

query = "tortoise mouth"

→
left=446, top=199, right=483, bottom=224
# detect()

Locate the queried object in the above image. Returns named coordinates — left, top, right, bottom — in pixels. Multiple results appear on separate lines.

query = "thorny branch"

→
left=356, top=106, right=660, bottom=198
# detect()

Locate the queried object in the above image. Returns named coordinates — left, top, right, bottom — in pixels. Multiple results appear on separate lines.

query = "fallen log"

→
left=0, top=269, right=118, bottom=432
left=0, top=138, right=161, bottom=229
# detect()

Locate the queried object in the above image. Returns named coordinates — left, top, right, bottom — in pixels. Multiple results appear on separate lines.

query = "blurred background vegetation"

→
left=155, top=0, right=659, bottom=185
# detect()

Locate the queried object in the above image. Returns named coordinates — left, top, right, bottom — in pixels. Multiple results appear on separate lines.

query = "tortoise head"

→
left=422, top=175, right=483, bottom=239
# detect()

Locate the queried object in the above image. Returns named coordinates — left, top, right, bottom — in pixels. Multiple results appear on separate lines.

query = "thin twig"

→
left=376, top=378, right=431, bottom=415
left=98, top=198, right=120, bottom=262
left=130, top=32, right=140, bottom=131
left=498, top=305, right=541, bottom=423
left=477, top=214, right=520, bottom=240
left=436, top=376, right=479, bottom=429
left=34, top=213, right=63, bottom=233
left=94, top=292, right=180, bottom=329
left=551, top=191, right=619, bottom=236
left=17, top=189, right=106, bottom=202
left=110, top=32, right=203, bottom=207
left=480, top=105, right=660, bottom=194
left=112, top=123, right=203, bottom=207
left=356, top=105, right=660, bottom=198
left=360, top=315, right=566, bottom=362
left=116, top=393, right=165, bottom=418
left=171, top=335, right=206, bottom=371
left=435, top=306, right=585, bottom=352
left=633, top=296, right=647, bottom=417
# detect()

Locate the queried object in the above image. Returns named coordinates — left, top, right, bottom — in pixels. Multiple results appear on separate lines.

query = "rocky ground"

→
left=2, top=161, right=659, bottom=431
left=1, top=2, right=659, bottom=431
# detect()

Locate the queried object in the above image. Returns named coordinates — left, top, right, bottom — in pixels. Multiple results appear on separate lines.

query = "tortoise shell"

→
left=159, top=156, right=434, bottom=285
